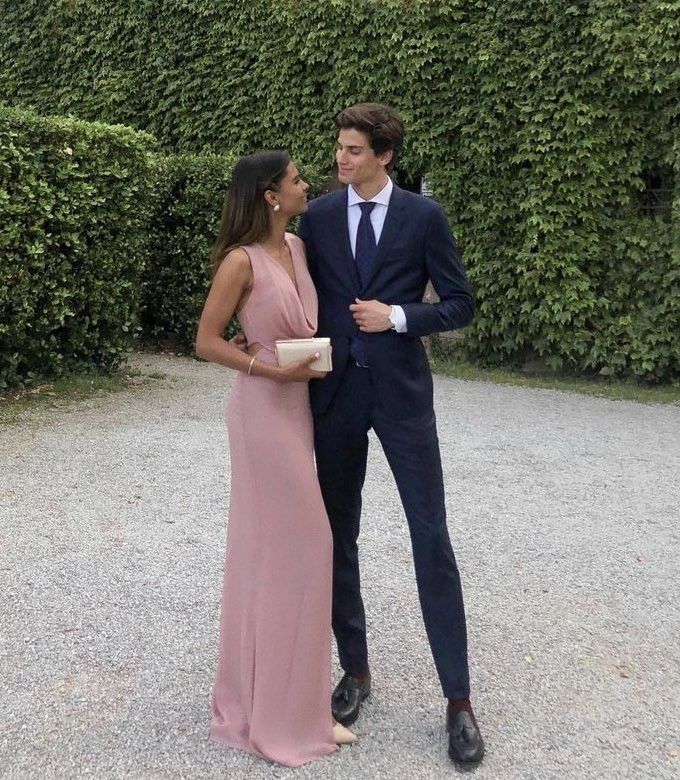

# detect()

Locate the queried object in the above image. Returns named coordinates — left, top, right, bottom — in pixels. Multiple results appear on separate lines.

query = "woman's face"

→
left=272, top=162, right=310, bottom=217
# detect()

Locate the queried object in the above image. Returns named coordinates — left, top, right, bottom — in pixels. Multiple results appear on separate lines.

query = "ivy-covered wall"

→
left=1, top=0, right=677, bottom=379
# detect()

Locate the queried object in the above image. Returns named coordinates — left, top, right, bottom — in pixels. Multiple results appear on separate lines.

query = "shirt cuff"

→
left=389, top=305, right=408, bottom=333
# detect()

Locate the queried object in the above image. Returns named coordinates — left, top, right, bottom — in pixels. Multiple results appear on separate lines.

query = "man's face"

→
left=336, top=128, right=392, bottom=187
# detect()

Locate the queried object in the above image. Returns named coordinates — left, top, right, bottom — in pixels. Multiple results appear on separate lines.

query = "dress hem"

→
left=209, top=727, right=339, bottom=767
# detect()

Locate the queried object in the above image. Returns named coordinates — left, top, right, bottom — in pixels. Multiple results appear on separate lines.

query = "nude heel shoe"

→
left=333, top=719, right=358, bottom=745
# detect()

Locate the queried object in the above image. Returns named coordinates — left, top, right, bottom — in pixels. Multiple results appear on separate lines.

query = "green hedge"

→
left=141, top=153, right=238, bottom=350
left=0, top=105, right=155, bottom=388
left=0, top=107, right=325, bottom=385
left=1, top=1, right=678, bottom=379
left=141, top=154, right=326, bottom=350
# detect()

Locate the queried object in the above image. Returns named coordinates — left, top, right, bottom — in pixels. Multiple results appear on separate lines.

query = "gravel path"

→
left=1, top=352, right=679, bottom=779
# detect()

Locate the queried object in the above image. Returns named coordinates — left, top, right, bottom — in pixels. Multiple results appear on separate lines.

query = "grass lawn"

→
left=2, top=356, right=677, bottom=425
left=0, top=367, right=167, bottom=426
left=430, top=358, right=680, bottom=405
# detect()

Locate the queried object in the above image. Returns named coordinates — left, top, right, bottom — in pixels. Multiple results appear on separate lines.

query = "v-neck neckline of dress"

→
left=256, top=236, right=317, bottom=333
left=258, top=236, right=299, bottom=295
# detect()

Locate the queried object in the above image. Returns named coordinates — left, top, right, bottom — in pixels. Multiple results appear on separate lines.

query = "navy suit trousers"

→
left=314, top=363, right=471, bottom=699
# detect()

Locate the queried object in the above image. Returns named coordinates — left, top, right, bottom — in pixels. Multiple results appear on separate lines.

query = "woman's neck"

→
left=260, top=218, right=288, bottom=254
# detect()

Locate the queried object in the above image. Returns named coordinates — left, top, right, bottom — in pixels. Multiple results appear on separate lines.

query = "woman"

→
left=195, top=151, right=356, bottom=767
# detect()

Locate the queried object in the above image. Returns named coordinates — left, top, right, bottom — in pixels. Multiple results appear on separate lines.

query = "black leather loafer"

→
left=447, top=709, right=485, bottom=765
left=331, top=672, right=371, bottom=726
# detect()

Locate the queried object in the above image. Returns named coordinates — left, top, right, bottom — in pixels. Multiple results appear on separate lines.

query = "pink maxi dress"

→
left=209, top=233, right=338, bottom=766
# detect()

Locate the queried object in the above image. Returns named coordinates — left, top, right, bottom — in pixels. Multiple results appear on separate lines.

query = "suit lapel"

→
left=363, top=184, right=407, bottom=290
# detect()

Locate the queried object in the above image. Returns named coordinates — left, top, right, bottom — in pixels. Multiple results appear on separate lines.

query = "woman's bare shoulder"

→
left=215, top=247, right=252, bottom=278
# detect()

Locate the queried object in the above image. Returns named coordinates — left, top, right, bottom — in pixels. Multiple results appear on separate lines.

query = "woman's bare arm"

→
left=195, top=248, right=264, bottom=374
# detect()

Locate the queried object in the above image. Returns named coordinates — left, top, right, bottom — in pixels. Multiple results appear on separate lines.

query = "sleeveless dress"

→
left=209, top=233, right=338, bottom=766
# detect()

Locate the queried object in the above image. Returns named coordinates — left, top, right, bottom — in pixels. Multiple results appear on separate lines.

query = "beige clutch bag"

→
left=275, top=337, right=332, bottom=371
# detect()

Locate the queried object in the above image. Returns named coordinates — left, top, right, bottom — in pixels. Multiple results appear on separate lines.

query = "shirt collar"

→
left=347, top=176, right=393, bottom=207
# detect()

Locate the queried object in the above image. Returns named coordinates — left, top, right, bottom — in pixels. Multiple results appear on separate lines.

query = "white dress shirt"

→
left=347, top=178, right=407, bottom=332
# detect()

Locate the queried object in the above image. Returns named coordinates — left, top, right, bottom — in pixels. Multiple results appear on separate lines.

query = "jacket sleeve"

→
left=400, top=203, right=475, bottom=337
left=296, top=211, right=317, bottom=282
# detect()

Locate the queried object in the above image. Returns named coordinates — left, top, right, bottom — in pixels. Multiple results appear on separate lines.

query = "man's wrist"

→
left=388, top=305, right=408, bottom=333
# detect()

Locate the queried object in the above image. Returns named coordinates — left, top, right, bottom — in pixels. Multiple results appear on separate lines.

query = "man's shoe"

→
left=331, top=672, right=371, bottom=726
left=447, top=709, right=485, bottom=765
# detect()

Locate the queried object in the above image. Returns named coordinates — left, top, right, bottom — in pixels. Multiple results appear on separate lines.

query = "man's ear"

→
left=377, top=149, right=393, bottom=169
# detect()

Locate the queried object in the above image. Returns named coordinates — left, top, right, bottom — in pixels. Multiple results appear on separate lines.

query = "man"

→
left=297, top=102, right=484, bottom=766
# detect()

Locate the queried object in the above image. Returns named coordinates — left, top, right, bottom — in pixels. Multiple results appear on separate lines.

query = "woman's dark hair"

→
left=335, top=103, right=404, bottom=172
left=211, top=150, right=290, bottom=273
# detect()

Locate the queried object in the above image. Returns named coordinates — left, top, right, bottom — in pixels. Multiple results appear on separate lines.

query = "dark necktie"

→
left=350, top=201, right=377, bottom=365
left=354, top=201, right=377, bottom=286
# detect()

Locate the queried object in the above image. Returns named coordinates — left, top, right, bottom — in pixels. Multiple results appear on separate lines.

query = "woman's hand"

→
left=273, top=353, right=328, bottom=383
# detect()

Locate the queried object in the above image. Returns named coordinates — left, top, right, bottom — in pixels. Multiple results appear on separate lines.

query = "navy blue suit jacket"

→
left=297, top=184, right=474, bottom=419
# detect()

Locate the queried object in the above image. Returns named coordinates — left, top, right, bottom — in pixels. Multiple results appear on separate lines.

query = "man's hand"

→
left=230, top=332, right=248, bottom=351
left=349, top=298, right=392, bottom=333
